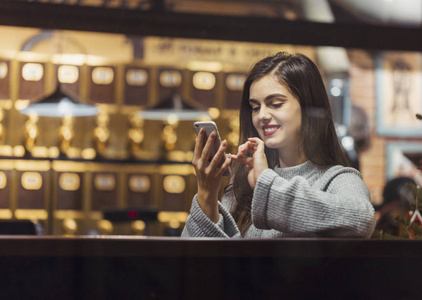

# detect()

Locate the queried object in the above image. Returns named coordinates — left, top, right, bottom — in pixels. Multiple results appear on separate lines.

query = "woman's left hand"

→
left=233, top=137, right=268, bottom=189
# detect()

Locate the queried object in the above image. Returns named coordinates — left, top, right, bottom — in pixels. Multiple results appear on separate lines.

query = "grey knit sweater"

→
left=181, top=161, right=375, bottom=238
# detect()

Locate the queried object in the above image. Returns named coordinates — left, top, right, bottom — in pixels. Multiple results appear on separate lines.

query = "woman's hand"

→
left=233, top=137, right=268, bottom=189
left=192, top=128, right=232, bottom=222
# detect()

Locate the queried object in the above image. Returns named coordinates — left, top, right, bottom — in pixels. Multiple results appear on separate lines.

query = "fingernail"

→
left=222, top=140, right=227, bottom=146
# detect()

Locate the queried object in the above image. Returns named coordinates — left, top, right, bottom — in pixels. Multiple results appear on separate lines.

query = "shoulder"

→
left=318, top=164, right=366, bottom=191
left=323, top=165, right=362, bottom=178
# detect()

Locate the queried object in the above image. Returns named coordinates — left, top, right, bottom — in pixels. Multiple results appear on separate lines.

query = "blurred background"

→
left=0, top=0, right=421, bottom=237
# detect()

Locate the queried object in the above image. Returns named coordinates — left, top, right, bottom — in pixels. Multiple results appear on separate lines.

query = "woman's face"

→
left=249, top=75, right=302, bottom=151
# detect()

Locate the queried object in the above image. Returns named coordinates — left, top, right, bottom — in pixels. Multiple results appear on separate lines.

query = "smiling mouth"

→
left=262, top=126, right=280, bottom=136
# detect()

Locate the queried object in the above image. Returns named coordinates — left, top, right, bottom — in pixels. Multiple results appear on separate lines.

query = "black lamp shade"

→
left=138, top=93, right=210, bottom=121
left=20, top=85, right=98, bottom=117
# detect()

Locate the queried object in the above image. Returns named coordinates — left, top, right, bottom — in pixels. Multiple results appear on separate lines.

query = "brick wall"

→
left=348, top=49, right=422, bottom=205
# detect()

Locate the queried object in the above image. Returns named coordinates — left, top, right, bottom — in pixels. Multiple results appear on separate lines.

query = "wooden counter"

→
left=0, top=236, right=420, bottom=299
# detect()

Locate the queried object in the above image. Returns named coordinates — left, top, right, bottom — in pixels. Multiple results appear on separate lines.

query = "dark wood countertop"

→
left=0, top=235, right=419, bottom=257
left=0, top=235, right=422, bottom=258
left=0, top=236, right=419, bottom=299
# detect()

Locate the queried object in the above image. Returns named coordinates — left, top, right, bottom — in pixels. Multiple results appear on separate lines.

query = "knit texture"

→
left=181, top=161, right=375, bottom=238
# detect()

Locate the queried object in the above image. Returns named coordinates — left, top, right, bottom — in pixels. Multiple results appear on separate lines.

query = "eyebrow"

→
left=248, top=93, right=288, bottom=104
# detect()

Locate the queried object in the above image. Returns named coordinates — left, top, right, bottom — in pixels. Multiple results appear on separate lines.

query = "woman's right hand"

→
left=192, top=128, right=231, bottom=222
left=232, top=138, right=268, bottom=189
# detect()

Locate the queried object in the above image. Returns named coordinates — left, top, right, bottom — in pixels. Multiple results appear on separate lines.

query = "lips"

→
left=262, top=125, right=281, bottom=136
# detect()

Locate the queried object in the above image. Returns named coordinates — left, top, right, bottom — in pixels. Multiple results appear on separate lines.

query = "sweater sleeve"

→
left=181, top=194, right=241, bottom=238
left=251, top=167, right=375, bottom=238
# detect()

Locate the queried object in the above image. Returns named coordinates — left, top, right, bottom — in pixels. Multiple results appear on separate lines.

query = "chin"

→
left=263, top=140, right=281, bottom=149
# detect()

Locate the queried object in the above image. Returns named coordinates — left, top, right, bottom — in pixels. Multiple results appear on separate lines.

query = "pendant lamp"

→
left=137, top=92, right=210, bottom=121
left=20, top=85, right=99, bottom=117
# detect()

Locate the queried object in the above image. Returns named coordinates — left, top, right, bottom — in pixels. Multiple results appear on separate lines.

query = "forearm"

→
left=252, top=169, right=375, bottom=237
left=197, top=190, right=220, bottom=223
left=182, top=195, right=241, bottom=238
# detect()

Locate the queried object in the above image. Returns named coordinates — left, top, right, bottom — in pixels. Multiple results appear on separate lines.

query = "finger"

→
left=247, top=137, right=265, bottom=153
left=255, top=140, right=265, bottom=153
left=247, top=137, right=261, bottom=142
left=201, top=131, right=216, bottom=162
left=234, top=156, right=253, bottom=166
left=243, top=141, right=257, bottom=155
left=236, top=141, right=254, bottom=157
left=193, top=128, right=205, bottom=161
left=218, top=153, right=232, bottom=176
left=247, top=137, right=263, bottom=144
left=235, top=148, right=244, bottom=159
left=236, top=143, right=246, bottom=157
left=209, top=139, right=227, bottom=170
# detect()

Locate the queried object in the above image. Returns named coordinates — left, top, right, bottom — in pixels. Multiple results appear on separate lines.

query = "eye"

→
left=251, top=106, right=260, bottom=112
left=270, top=102, right=283, bottom=109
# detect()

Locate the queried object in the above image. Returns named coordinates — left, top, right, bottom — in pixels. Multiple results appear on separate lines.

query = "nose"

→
left=258, top=105, right=271, bottom=122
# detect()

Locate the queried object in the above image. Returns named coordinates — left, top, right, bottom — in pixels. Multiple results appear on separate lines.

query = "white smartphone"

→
left=194, top=121, right=222, bottom=160
left=193, top=121, right=230, bottom=176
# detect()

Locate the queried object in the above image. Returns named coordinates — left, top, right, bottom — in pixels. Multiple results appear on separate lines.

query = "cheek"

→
left=294, top=116, right=302, bottom=131
left=291, top=107, right=302, bottom=131
left=252, top=115, right=259, bottom=131
left=252, top=117, right=265, bottom=138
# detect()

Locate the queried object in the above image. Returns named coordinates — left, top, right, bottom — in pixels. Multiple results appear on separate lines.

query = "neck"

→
left=278, top=149, right=307, bottom=168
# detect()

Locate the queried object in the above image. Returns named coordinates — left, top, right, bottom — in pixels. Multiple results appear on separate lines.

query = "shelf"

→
left=0, top=1, right=421, bottom=51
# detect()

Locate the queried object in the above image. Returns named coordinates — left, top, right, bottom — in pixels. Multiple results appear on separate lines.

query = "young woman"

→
left=182, top=52, right=375, bottom=238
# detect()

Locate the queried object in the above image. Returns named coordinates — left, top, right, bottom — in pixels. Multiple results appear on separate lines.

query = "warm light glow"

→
left=131, top=220, right=146, bottom=235
left=15, top=100, right=30, bottom=111
left=17, top=51, right=50, bottom=61
left=159, top=70, right=182, bottom=88
left=166, top=113, right=179, bottom=125
left=22, top=63, right=44, bottom=81
left=0, top=62, right=8, bottom=79
left=62, top=218, right=78, bottom=234
left=192, top=72, right=216, bottom=90
left=58, top=65, right=79, bottom=83
left=226, top=74, right=246, bottom=91
left=97, top=219, right=113, bottom=235
left=158, top=211, right=189, bottom=223
left=208, top=107, right=220, bottom=119
left=169, top=219, right=180, bottom=229
left=13, top=146, right=25, bottom=157
left=163, top=125, right=174, bottom=135
left=85, top=54, right=118, bottom=65
left=0, top=100, right=12, bottom=110
left=92, top=67, right=114, bottom=85
left=126, top=69, right=148, bottom=86
left=187, top=60, right=223, bottom=72
left=0, top=172, right=6, bottom=189
left=81, top=148, right=96, bottom=159
left=52, top=53, right=87, bottom=65
left=48, top=147, right=60, bottom=158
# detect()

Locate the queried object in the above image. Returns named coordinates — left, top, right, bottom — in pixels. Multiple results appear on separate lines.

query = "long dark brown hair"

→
left=227, top=52, right=350, bottom=235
